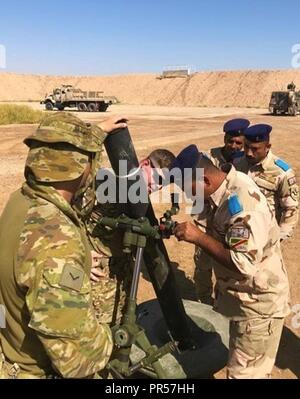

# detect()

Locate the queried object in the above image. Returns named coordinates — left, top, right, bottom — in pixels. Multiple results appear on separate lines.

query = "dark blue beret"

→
left=244, top=124, right=272, bottom=142
left=170, top=145, right=201, bottom=184
left=223, top=118, right=250, bottom=136
left=171, top=144, right=200, bottom=171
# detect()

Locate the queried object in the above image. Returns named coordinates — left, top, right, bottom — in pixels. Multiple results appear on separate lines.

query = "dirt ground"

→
left=0, top=103, right=299, bottom=379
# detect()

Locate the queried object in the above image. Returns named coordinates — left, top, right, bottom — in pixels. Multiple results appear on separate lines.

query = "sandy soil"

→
left=0, top=104, right=299, bottom=379
left=1, top=69, right=300, bottom=108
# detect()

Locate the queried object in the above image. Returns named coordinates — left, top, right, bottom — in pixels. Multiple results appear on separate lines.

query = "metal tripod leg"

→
left=108, top=243, right=176, bottom=378
left=130, top=246, right=144, bottom=301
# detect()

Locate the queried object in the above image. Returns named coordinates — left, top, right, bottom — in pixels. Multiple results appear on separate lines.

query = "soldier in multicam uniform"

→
left=87, top=149, right=175, bottom=326
left=0, top=112, right=128, bottom=379
left=195, top=119, right=250, bottom=305
left=236, top=124, right=299, bottom=241
left=87, top=205, right=133, bottom=327
left=139, top=149, right=176, bottom=194
left=173, top=145, right=290, bottom=378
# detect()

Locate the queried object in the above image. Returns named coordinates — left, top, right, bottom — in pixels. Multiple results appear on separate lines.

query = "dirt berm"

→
left=1, top=69, right=300, bottom=107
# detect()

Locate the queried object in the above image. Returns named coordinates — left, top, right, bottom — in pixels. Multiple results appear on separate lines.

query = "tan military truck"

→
left=269, top=82, right=300, bottom=116
left=41, top=85, right=118, bottom=112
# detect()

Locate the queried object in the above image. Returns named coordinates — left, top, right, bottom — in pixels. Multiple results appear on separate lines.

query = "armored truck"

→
left=41, top=85, right=118, bottom=112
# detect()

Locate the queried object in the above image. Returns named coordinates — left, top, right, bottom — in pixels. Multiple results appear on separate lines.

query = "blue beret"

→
left=171, top=145, right=200, bottom=184
left=244, top=124, right=272, bottom=142
left=171, top=144, right=200, bottom=171
left=223, top=118, right=250, bottom=136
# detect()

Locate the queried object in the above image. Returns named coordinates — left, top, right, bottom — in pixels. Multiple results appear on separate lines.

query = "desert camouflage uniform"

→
left=194, top=164, right=290, bottom=378
left=0, top=113, right=114, bottom=379
left=194, top=148, right=244, bottom=304
left=236, top=150, right=299, bottom=240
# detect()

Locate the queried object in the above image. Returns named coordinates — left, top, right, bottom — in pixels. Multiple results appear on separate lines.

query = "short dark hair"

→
left=224, top=132, right=245, bottom=141
left=148, top=149, right=175, bottom=170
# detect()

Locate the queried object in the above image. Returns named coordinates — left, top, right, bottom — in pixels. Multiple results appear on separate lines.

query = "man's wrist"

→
left=194, top=229, right=205, bottom=247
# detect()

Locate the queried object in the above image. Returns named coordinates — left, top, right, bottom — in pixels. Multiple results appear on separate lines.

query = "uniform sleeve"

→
left=17, top=205, right=113, bottom=379
left=26, top=263, right=113, bottom=378
left=225, top=210, right=271, bottom=277
left=278, top=170, right=299, bottom=240
left=86, top=204, right=126, bottom=257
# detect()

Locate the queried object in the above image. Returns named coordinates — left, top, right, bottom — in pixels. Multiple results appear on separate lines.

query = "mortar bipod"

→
left=100, top=216, right=178, bottom=378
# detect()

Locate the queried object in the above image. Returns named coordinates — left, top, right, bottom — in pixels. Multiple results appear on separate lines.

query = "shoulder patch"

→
left=290, top=186, right=299, bottom=201
left=227, top=224, right=250, bottom=252
left=59, top=265, right=85, bottom=292
left=275, top=159, right=291, bottom=172
left=288, top=176, right=297, bottom=187
left=228, top=194, right=243, bottom=216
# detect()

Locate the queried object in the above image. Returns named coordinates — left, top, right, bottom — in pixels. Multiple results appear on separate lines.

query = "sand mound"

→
left=1, top=69, right=300, bottom=108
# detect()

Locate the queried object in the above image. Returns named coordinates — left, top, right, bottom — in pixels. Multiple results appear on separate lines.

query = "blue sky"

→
left=0, top=0, right=299, bottom=75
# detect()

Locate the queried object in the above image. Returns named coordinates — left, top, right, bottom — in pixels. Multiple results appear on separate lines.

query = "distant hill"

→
left=0, top=69, right=300, bottom=108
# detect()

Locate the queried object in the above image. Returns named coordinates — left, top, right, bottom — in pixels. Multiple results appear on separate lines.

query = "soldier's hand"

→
left=90, top=267, right=106, bottom=283
left=90, top=250, right=106, bottom=283
left=174, top=222, right=201, bottom=245
left=98, top=115, right=128, bottom=133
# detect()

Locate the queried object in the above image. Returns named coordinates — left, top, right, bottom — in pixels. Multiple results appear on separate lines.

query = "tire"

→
left=57, top=105, right=64, bottom=111
left=45, top=102, right=54, bottom=111
left=98, top=103, right=109, bottom=112
left=88, top=103, right=98, bottom=112
left=77, top=102, right=88, bottom=112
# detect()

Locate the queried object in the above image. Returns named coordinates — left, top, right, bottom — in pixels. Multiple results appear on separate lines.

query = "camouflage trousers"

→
left=194, top=248, right=214, bottom=306
left=91, top=256, right=133, bottom=327
left=227, top=317, right=284, bottom=379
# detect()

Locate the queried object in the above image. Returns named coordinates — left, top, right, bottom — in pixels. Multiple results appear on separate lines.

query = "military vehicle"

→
left=41, top=85, right=118, bottom=112
left=269, top=82, right=300, bottom=116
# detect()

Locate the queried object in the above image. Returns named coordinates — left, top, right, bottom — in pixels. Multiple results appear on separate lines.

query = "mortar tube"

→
left=104, top=128, right=194, bottom=350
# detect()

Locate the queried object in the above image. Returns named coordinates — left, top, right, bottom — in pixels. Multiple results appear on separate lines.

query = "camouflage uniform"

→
left=0, top=113, right=113, bottom=379
left=194, top=148, right=244, bottom=304
left=237, top=150, right=299, bottom=240
left=195, top=164, right=290, bottom=378
left=86, top=203, right=133, bottom=326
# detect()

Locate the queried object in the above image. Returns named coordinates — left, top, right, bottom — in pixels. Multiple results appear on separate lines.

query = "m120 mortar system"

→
left=41, top=85, right=118, bottom=112
left=98, top=127, right=229, bottom=379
